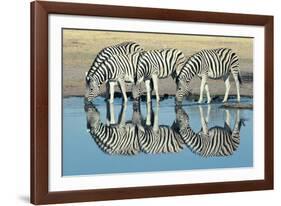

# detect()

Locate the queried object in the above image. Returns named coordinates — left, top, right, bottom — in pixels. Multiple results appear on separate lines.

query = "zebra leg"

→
left=232, top=74, right=241, bottom=102
left=234, top=109, right=240, bottom=127
left=153, top=103, right=159, bottom=132
left=199, top=105, right=208, bottom=135
left=204, top=84, right=211, bottom=104
left=118, top=102, right=127, bottom=126
left=118, top=79, right=128, bottom=103
left=225, top=109, right=230, bottom=126
left=106, top=101, right=115, bottom=125
left=109, top=81, right=115, bottom=104
left=152, top=75, right=160, bottom=102
left=105, top=82, right=110, bottom=100
left=198, top=76, right=207, bottom=103
left=145, top=79, right=152, bottom=103
left=222, top=76, right=231, bottom=103
left=146, top=101, right=152, bottom=126
left=206, top=104, right=211, bottom=123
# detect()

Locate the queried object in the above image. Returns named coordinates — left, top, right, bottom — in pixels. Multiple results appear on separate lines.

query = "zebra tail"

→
left=238, top=118, right=246, bottom=130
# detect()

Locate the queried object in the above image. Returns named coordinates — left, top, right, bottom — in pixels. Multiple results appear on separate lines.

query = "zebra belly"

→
left=123, top=75, right=134, bottom=83
left=207, top=67, right=230, bottom=79
left=157, top=71, right=173, bottom=79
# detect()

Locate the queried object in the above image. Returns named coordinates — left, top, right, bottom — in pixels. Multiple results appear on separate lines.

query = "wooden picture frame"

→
left=31, top=0, right=274, bottom=204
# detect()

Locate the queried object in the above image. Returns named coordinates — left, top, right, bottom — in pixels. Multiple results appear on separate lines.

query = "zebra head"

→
left=175, top=78, right=192, bottom=104
left=135, top=71, right=144, bottom=85
left=131, top=83, right=141, bottom=100
left=85, top=104, right=100, bottom=132
left=85, top=74, right=100, bottom=102
left=175, top=106, right=190, bottom=129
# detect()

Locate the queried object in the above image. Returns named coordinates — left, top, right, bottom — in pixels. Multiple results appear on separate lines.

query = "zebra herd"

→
left=85, top=42, right=242, bottom=104
left=85, top=102, right=244, bottom=157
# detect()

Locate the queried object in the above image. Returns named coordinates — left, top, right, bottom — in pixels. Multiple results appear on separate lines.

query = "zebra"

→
left=135, top=48, right=186, bottom=102
left=86, top=41, right=143, bottom=78
left=85, top=101, right=185, bottom=155
left=85, top=102, right=140, bottom=155
left=85, top=42, right=143, bottom=102
left=175, top=105, right=244, bottom=157
left=85, top=52, right=142, bottom=103
left=175, top=48, right=242, bottom=104
left=136, top=102, right=185, bottom=154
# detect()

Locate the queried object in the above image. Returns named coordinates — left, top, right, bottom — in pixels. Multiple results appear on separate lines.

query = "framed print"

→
left=30, top=1, right=274, bottom=204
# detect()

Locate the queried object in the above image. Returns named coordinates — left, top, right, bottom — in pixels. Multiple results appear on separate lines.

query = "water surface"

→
left=63, top=97, right=253, bottom=176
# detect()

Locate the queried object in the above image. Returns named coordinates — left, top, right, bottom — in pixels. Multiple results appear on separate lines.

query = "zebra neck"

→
left=181, top=127, right=200, bottom=142
left=182, top=58, right=203, bottom=81
left=190, top=64, right=201, bottom=75
left=92, top=122, right=107, bottom=135
left=92, top=69, right=107, bottom=86
left=88, top=64, right=99, bottom=77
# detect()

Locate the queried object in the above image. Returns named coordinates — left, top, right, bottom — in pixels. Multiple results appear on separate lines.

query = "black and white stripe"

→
left=175, top=107, right=242, bottom=157
left=85, top=102, right=186, bottom=155
left=85, top=42, right=143, bottom=102
left=86, top=41, right=143, bottom=78
left=86, top=104, right=140, bottom=155
left=85, top=52, right=142, bottom=102
left=176, top=48, right=241, bottom=104
left=136, top=48, right=186, bottom=102
left=137, top=126, right=185, bottom=154
left=136, top=102, right=185, bottom=154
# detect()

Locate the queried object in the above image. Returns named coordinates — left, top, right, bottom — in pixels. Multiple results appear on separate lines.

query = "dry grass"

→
left=63, top=29, right=253, bottom=97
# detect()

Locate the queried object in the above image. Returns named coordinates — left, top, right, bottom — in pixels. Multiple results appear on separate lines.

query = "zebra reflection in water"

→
left=175, top=105, right=245, bottom=157
left=85, top=102, right=184, bottom=155
left=85, top=102, right=140, bottom=155
left=136, top=102, right=185, bottom=154
left=85, top=102, right=244, bottom=157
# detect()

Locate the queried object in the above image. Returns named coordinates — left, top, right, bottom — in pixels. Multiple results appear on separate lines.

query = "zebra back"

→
left=137, top=125, right=185, bottom=154
left=137, top=48, right=186, bottom=81
left=182, top=123, right=242, bottom=157
left=86, top=41, right=144, bottom=81
left=90, top=123, right=140, bottom=155
left=90, top=52, right=142, bottom=86
left=175, top=106, right=241, bottom=157
left=86, top=104, right=140, bottom=155
left=178, top=48, right=240, bottom=81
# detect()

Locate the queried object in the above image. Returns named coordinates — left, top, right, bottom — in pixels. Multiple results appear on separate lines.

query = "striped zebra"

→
left=135, top=48, right=186, bottom=102
left=85, top=52, right=142, bottom=103
left=85, top=101, right=185, bottom=155
left=85, top=42, right=143, bottom=102
left=175, top=48, right=242, bottom=104
left=136, top=102, right=185, bottom=154
left=175, top=106, right=243, bottom=157
left=85, top=102, right=140, bottom=155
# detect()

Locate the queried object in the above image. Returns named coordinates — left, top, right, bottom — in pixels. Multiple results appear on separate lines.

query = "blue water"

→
left=63, top=97, right=253, bottom=176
